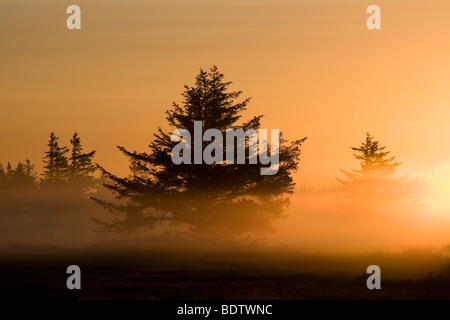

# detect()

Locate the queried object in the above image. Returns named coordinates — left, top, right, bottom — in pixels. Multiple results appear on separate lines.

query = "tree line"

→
left=0, top=66, right=417, bottom=239
left=0, top=132, right=97, bottom=192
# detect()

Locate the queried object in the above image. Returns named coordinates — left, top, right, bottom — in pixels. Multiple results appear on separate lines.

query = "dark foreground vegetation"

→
left=1, top=244, right=450, bottom=300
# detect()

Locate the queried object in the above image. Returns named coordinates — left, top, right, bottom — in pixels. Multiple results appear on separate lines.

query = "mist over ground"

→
left=2, top=174, right=450, bottom=253
left=3, top=176, right=450, bottom=299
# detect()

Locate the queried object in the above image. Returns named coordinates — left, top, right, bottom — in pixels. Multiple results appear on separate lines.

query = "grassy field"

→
left=1, top=244, right=450, bottom=300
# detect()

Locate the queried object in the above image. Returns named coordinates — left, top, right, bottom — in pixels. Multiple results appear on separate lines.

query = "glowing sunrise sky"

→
left=2, top=0, right=450, bottom=188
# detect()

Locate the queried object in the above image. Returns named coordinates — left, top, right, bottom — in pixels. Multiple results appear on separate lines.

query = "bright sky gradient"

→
left=2, top=0, right=450, bottom=188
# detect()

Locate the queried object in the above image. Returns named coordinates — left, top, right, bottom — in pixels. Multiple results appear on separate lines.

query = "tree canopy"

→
left=93, top=66, right=307, bottom=239
left=337, top=133, right=417, bottom=215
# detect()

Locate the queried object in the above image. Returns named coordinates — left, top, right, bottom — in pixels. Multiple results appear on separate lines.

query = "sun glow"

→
left=421, top=174, right=450, bottom=220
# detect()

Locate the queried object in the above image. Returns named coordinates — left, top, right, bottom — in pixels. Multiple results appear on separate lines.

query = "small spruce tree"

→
left=337, top=133, right=417, bottom=215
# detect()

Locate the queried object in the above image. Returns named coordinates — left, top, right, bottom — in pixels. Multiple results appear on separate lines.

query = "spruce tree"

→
left=41, top=132, right=69, bottom=185
left=94, top=66, right=307, bottom=238
left=68, top=132, right=97, bottom=189
left=24, top=159, right=36, bottom=180
left=337, top=133, right=417, bottom=214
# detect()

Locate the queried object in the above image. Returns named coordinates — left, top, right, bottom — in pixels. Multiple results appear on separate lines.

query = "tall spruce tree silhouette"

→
left=93, top=66, right=307, bottom=238
left=68, top=132, right=97, bottom=190
left=41, top=132, right=69, bottom=186
left=337, top=133, right=418, bottom=215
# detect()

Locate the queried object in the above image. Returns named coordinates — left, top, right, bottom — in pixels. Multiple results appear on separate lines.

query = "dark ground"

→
left=1, top=244, right=450, bottom=300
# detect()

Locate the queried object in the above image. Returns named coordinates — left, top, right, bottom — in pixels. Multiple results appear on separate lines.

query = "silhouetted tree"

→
left=337, top=133, right=417, bottom=215
left=41, top=132, right=69, bottom=185
left=93, top=66, right=307, bottom=238
left=68, top=132, right=97, bottom=190
left=25, top=159, right=36, bottom=178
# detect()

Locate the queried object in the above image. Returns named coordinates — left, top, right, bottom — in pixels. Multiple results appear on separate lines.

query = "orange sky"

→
left=2, top=0, right=450, bottom=188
